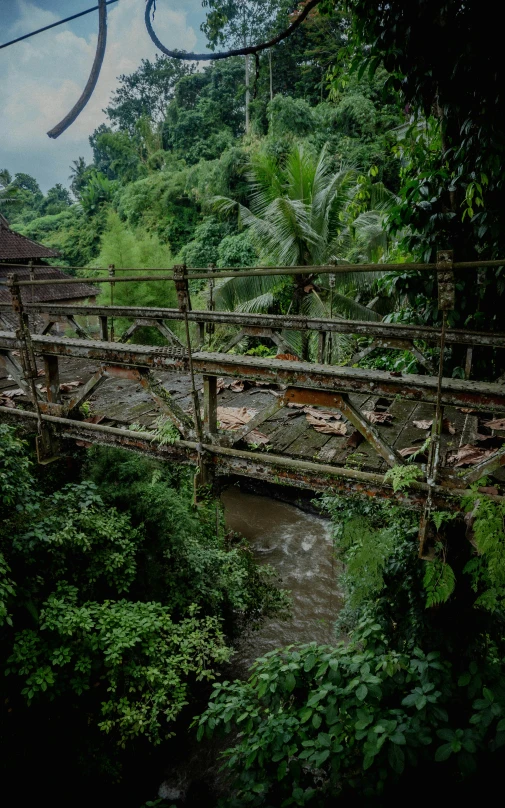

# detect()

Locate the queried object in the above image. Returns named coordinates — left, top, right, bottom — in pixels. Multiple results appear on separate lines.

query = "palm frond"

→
left=214, top=272, right=281, bottom=312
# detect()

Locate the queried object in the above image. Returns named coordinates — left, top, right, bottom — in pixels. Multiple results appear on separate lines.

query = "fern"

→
left=461, top=489, right=505, bottom=610
left=384, top=464, right=423, bottom=493
left=424, top=557, right=456, bottom=607
left=151, top=417, right=179, bottom=446
left=432, top=510, right=458, bottom=531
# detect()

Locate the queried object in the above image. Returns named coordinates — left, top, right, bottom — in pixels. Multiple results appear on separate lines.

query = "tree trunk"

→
left=269, top=50, right=273, bottom=102
left=245, top=54, right=250, bottom=134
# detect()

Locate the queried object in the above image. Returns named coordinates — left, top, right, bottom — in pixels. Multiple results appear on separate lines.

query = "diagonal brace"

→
left=460, top=445, right=505, bottom=485
left=0, top=351, right=42, bottom=399
left=333, top=393, right=405, bottom=468
left=138, top=370, right=194, bottom=438
left=66, top=315, right=91, bottom=339
left=227, top=394, right=285, bottom=446
left=66, top=367, right=107, bottom=413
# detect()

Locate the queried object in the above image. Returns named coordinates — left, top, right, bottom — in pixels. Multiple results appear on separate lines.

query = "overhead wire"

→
left=0, top=0, right=119, bottom=51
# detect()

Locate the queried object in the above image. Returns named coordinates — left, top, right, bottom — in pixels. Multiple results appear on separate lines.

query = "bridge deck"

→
left=0, top=349, right=494, bottom=481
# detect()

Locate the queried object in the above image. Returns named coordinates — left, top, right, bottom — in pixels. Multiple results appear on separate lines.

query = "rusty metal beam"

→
left=333, top=393, right=405, bottom=468
left=2, top=331, right=505, bottom=411
left=66, top=367, right=107, bottom=413
left=226, top=394, right=286, bottom=446
left=66, top=314, right=90, bottom=339
left=4, top=257, right=505, bottom=287
left=203, top=375, right=218, bottom=437
left=43, top=355, right=61, bottom=404
left=460, top=445, right=505, bottom=485
left=3, top=302, right=505, bottom=349
left=0, top=351, right=36, bottom=398
left=137, top=370, right=194, bottom=437
left=3, top=404, right=504, bottom=510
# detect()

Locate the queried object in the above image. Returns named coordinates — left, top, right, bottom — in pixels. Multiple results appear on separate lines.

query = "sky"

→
left=0, top=0, right=210, bottom=192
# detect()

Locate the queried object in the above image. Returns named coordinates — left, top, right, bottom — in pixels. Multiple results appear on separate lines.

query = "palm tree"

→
left=210, top=143, right=384, bottom=359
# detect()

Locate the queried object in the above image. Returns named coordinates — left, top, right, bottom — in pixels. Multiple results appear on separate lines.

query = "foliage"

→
left=461, top=485, right=505, bottom=612
left=322, top=494, right=422, bottom=640
left=80, top=172, right=117, bottom=215
left=384, top=464, right=423, bottom=493
left=7, top=589, right=230, bottom=746
left=424, top=550, right=456, bottom=608
left=0, top=430, right=285, bottom=753
left=105, top=55, right=194, bottom=134
left=338, top=0, right=505, bottom=332
left=196, top=625, right=505, bottom=804
left=91, top=211, right=176, bottom=335
left=211, top=142, right=384, bottom=345
left=84, top=447, right=288, bottom=626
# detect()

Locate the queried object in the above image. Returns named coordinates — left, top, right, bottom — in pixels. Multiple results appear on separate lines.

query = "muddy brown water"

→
left=156, top=487, right=343, bottom=803
left=221, top=486, right=343, bottom=668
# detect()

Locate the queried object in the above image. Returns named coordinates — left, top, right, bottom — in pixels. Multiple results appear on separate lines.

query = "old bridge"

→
left=2, top=254, right=505, bottom=554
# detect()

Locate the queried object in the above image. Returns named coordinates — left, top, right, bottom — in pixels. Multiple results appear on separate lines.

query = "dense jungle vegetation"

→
left=3, top=0, right=505, bottom=804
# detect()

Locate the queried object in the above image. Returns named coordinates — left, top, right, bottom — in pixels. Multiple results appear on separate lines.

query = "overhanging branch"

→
left=144, top=0, right=322, bottom=61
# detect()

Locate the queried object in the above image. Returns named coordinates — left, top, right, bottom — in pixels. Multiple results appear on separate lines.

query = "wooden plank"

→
left=284, top=427, right=332, bottom=459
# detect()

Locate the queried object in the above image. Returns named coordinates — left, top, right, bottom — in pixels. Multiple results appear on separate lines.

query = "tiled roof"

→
left=0, top=265, right=99, bottom=304
left=0, top=216, right=59, bottom=260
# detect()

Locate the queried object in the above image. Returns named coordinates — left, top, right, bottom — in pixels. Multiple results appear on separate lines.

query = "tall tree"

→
left=105, top=55, right=194, bottom=134
left=340, top=0, right=505, bottom=331
left=202, top=0, right=279, bottom=133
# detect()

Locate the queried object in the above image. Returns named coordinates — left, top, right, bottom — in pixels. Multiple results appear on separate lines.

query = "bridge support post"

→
left=419, top=250, right=455, bottom=557
left=317, top=332, right=326, bottom=363
left=203, top=374, right=218, bottom=437
left=43, top=355, right=61, bottom=404
left=7, top=274, right=60, bottom=463
left=99, top=315, right=108, bottom=341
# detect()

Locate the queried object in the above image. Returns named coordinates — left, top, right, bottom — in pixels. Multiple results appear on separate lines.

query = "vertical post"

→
left=108, top=264, right=115, bottom=342
left=419, top=249, right=454, bottom=557
left=317, top=331, right=326, bottom=364
left=196, top=322, right=205, bottom=349
left=173, top=264, right=203, bottom=441
left=99, top=315, right=108, bottom=342
left=207, top=270, right=215, bottom=341
left=203, top=375, right=218, bottom=437
left=29, top=261, right=35, bottom=306
left=7, top=274, right=58, bottom=462
left=43, top=355, right=61, bottom=403
left=245, top=54, right=250, bottom=134
left=465, top=346, right=473, bottom=380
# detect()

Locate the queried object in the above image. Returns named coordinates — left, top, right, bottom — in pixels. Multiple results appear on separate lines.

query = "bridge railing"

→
left=1, top=253, right=505, bottom=380
left=3, top=253, right=505, bottom=554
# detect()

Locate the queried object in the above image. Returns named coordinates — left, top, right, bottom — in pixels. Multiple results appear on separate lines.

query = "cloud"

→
left=0, top=0, right=198, bottom=190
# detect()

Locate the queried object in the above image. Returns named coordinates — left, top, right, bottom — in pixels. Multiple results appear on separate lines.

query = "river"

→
left=157, top=487, right=342, bottom=804
left=221, top=486, right=343, bottom=667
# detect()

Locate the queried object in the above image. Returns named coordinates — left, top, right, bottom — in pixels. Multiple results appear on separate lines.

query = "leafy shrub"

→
left=196, top=623, right=505, bottom=804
